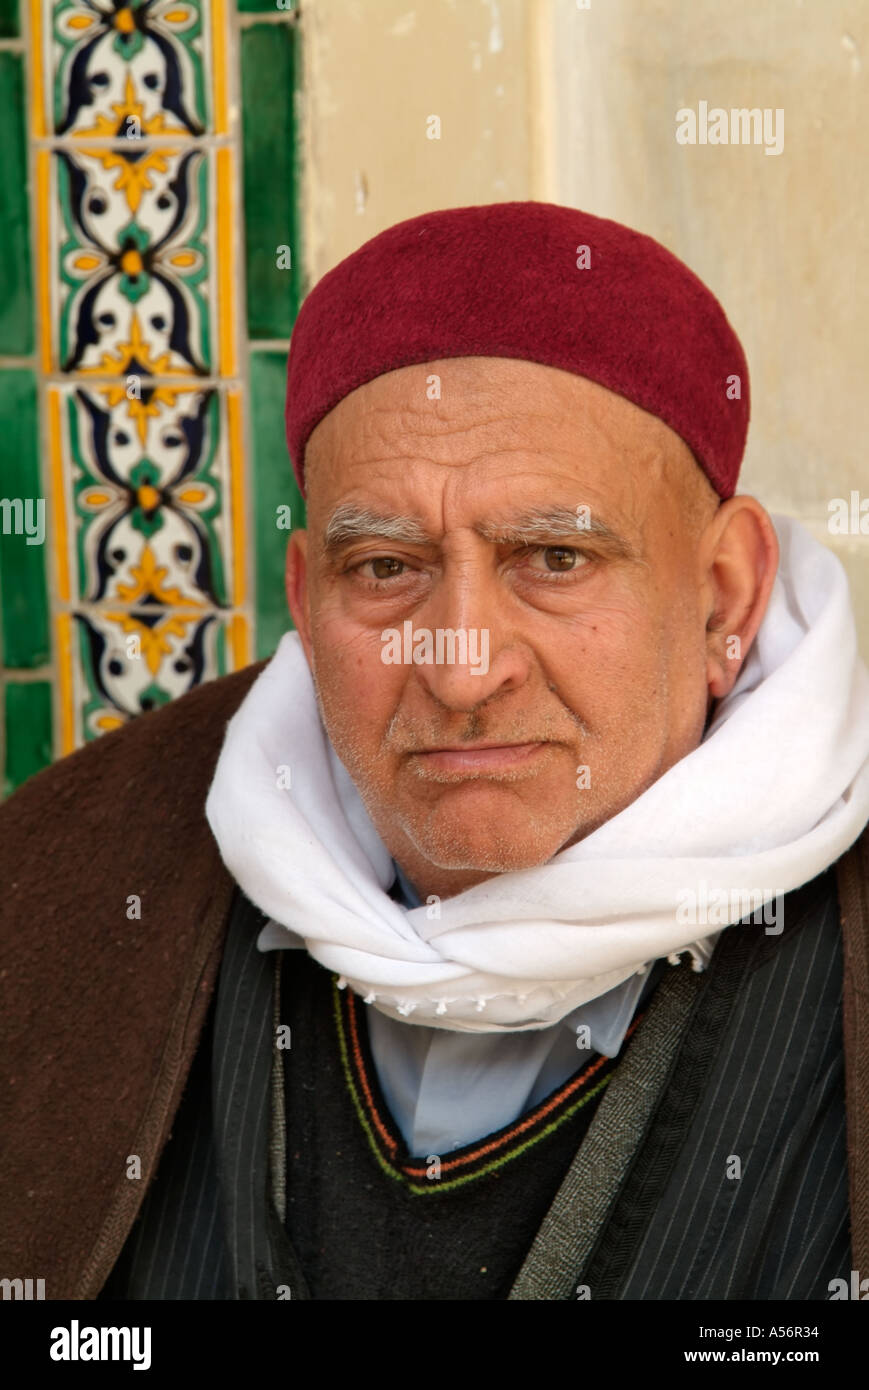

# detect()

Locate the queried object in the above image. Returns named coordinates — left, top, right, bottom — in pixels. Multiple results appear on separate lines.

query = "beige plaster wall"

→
left=300, top=0, right=868, bottom=656
left=299, top=0, right=536, bottom=278
left=544, top=0, right=869, bottom=655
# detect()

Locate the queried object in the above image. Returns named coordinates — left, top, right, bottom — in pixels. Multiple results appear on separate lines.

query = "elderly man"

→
left=2, top=202, right=868, bottom=1303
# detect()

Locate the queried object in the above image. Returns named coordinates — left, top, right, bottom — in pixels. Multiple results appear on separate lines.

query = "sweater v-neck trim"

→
left=332, top=975, right=646, bottom=1194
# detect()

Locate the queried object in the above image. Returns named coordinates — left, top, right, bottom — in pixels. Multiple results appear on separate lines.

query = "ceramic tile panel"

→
left=238, top=0, right=295, bottom=12
left=240, top=22, right=301, bottom=337
left=3, top=681, right=52, bottom=797
left=0, top=53, right=33, bottom=353
left=0, top=370, right=49, bottom=668
left=58, top=380, right=237, bottom=607
left=75, top=602, right=232, bottom=738
left=0, top=0, right=302, bottom=793
left=50, top=0, right=210, bottom=138
left=52, top=143, right=215, bottom=375
left=0, top=0, right=19, bottom=38
left=248, top=350, right=304, bottom=660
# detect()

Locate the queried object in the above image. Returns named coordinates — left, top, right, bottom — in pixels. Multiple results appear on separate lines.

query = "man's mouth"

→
left=408, top=742, right=552, bottom=776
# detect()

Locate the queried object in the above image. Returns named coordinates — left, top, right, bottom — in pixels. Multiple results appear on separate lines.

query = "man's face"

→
left=286, top=356, right=766, bottom=899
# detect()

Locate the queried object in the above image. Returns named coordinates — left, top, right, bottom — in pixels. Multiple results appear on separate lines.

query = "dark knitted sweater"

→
left=279, top=949, right=657, bottom=1300
left=98, top=867, right=852, bottom=1301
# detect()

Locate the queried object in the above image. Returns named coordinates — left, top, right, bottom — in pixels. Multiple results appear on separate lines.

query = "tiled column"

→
left=238, top=1, right=305, bottom=661
left=0, top=0, right=304, bottom=795
left=0, top=0, right=49, bottom=793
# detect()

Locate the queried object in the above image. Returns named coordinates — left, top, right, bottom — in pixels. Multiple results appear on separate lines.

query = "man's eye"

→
left=364, top=556, right=406, bottom=579
left=526, top=546, right=589, bottom=574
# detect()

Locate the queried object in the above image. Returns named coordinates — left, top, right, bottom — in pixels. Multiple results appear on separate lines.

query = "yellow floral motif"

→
left=75, top=76, right=189, bottom=139
left=78, top=147, right=175, bottom=216
left=79, top=310, right=193, bottom=379
left=116, top=546, right=205, bottom=608
left=93, top=381, right=201, bottom=449
left=79, top=313, right=194, bottom=446
left=104, top=610, right=203, bottom=677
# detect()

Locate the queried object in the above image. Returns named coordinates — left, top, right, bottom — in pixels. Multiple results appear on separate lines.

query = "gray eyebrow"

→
left=322, top=503, right=638, bottom=558
left=323, top=505, right=431, bottom=550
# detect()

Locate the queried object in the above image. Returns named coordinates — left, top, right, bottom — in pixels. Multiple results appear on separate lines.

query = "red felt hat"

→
left=285, top=200, right=749, bottom=500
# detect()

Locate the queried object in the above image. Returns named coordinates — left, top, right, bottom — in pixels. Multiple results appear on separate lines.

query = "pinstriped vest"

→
left=100, top=864, right=851, bottom=1300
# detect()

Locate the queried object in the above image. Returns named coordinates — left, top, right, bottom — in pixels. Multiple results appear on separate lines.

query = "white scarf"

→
left=205, top=514, right=869, bottom=1033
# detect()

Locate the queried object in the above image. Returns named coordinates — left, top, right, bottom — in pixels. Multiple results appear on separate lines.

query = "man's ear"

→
left=285, top=530, right=314, bottom=664
left=701, top=496, right=779, bottom=700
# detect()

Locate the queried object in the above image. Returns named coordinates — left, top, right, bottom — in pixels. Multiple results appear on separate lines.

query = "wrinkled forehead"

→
left=303, top=356, right=703, bottom=513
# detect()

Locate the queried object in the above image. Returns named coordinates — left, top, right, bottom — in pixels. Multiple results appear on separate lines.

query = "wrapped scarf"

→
left=205, top=514, right=869, bottom=1033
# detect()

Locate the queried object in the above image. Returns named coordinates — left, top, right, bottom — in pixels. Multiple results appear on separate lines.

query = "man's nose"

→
left=407, top=563, right=531, bottom=710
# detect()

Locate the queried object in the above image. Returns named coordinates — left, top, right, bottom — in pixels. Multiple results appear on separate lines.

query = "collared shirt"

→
left=364, top=859, right=658, bottom=1156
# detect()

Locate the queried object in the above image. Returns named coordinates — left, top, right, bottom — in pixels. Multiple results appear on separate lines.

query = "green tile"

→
left=240, top=23, right=302, bottom=338
left=0, top=370, right=49, bottom=667
left=238, top=0, right=295, bottom=11
left=249, top=351, right=305, bottom=659
left=0, top=0, right=19, bottom=38
left=4, top=681, right=53, bottom=796
left=0, top=54, right=32, bottom=354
